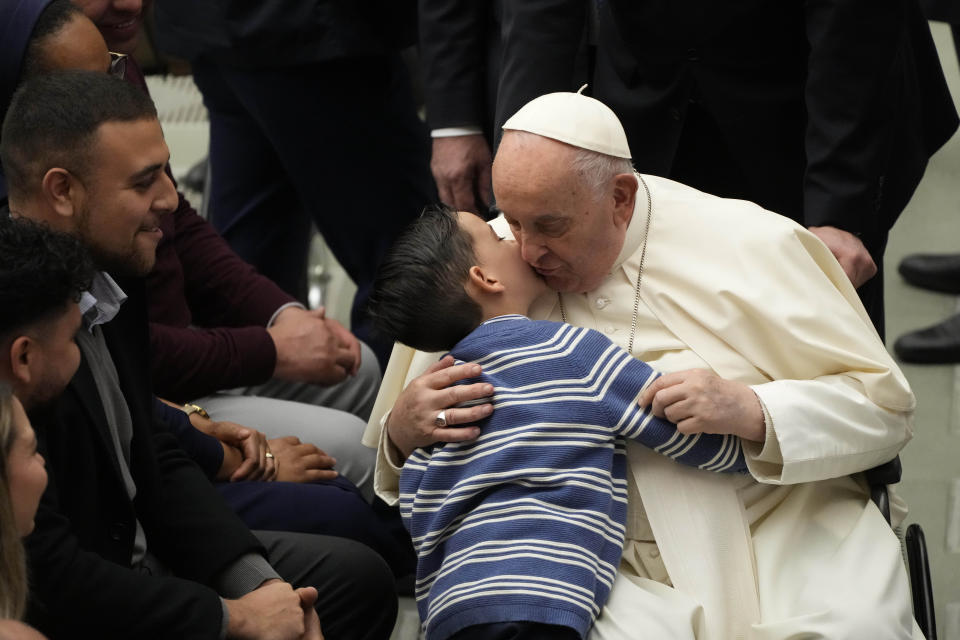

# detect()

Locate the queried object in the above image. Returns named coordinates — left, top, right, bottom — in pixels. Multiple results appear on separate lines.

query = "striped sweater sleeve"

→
left=586, top=330, right=748, bottom=473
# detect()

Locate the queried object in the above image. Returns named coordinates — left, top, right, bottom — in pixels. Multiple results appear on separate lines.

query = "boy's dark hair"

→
left=21, top=0, right=83, bottom=79
left=369, top=204, right=483, bottom=352
left=1, top=70, right=157, bottom=200
left=0, top=215, right=93, bottom=341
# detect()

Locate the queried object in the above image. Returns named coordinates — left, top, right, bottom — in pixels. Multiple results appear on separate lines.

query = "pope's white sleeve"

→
left=374, top=410, right=403, bottom=505
left=693, top=220, right=916, bottom=486
left=745, top=374, right=912, bottom=484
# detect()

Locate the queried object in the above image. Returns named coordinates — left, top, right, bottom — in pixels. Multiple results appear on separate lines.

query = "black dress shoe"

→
left=894, top=312, right=960, bottom=363
left=898, top=253, right=960, bottom=294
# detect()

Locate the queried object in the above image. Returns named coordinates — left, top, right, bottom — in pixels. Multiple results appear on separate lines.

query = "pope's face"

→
left=492, top=132, right=632, bottom=294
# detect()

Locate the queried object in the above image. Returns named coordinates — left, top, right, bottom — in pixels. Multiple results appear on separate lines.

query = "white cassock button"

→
left=649, top=547, right=660, bottom=559
left=595, top=297, right=610, bottom=309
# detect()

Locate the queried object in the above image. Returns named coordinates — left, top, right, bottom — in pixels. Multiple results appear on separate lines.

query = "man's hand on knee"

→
left=191, top=415, right=277, bottom=482
left=269, top=436, right=338, bottom=483
left=268, top=307, right=359, bottom=386
left=225, top=580, right=311, bottom=640
left=297, top=587, right=324, bottom=640
left=322, top=316, right=361, bottom=376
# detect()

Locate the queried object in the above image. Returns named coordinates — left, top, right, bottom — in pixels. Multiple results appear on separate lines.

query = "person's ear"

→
left=611, top=172, right=638, bottom=228
left=41, top=168, right=82, bottom=222
left=6, top=336, right=35, bottom=391
left=467, top=265, right=505, bottom=294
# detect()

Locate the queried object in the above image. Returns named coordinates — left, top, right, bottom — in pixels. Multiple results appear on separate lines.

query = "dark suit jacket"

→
left=153, top=0, right=417, bottom=68
left=419, top=0, right=593, bottom=144
left=25, top=277, right=264, bottom=639
left=496, top=0, right=958, bottom=246
left=919, top=0, right=960, bottom=23
left=418, top=0, right=503, bottom=140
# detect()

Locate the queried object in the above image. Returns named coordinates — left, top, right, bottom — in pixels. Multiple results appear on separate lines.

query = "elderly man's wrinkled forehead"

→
left=498, top=129, right=572, bottom=155
left=493, top=131, right=608, bottom=217
left=494, top=132, right=579, bottom=185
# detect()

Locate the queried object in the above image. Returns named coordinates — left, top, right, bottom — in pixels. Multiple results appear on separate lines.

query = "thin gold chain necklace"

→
left=558, top=174, right=653, bottom=355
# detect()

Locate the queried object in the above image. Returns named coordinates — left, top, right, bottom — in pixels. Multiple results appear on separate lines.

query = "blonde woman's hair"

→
left=0, top=384, right=27, bottom=619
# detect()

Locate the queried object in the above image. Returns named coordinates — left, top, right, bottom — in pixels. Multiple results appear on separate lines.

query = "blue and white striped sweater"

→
left=399, top=315, right=747, bottom=639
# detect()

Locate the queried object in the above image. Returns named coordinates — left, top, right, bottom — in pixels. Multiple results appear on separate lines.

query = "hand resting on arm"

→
left=639, top=369, right=766, bottom=442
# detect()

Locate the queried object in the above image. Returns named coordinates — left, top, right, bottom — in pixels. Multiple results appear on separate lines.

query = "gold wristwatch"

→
left=182, top=403, right=210, bottom=420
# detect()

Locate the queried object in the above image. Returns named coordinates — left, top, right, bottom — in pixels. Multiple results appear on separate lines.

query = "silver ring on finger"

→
left=435, top=410, right=448, bottom=428
left=265, top=451, right=275, bottom=459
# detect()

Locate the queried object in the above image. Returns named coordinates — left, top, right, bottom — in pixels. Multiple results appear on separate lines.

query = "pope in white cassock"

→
left=363, top=91, right=920, bottom=639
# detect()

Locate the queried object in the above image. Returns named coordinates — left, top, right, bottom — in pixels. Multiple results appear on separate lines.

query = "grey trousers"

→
left=194, top=342, right=379, bottom=500
left=246, top=342, right=382, bottom=421
left=139, top=530, right=398, bottom=639
left=254, top=530, right=398, bottom=640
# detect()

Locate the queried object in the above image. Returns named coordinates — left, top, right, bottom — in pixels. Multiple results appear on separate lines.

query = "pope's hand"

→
left=386, top=356, right=494, bottom=459
left=638, top=369, right=765, bottom=442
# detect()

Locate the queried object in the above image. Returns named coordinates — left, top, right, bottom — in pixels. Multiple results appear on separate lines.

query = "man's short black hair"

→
left=368, top=204, right=483, bottom=352
left=0, top=70, right=157, bottom=200
left=21, top=0, right=84, bottom=79
left=0, top=215, right=93, bottom=341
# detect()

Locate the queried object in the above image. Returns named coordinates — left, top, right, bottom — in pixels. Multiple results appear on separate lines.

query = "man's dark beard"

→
left=88, top=246, right=153, bottom=278
left=76, top=208, right=153, bottom=278
left=20, top=379, right=64, bottom=417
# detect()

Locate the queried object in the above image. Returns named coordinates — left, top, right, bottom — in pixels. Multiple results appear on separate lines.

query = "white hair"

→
left=504, top=129, right=635, bottom=198
left=570, top=147, right=635, bottom=198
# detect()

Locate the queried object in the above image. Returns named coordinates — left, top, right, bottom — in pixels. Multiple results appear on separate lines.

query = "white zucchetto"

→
left=502, top=86, right=632, bottom=159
